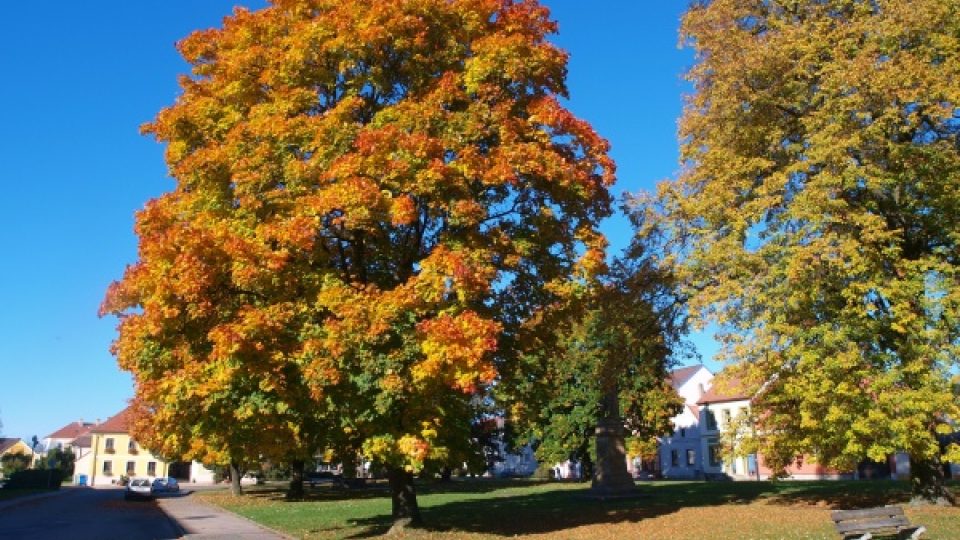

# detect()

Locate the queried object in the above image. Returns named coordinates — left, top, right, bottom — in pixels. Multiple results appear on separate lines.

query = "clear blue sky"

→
left=0, top=1, right=716, bottom=443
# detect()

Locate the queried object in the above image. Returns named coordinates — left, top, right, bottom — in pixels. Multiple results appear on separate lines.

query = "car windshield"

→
left=131, top=479, right=150, bottom=487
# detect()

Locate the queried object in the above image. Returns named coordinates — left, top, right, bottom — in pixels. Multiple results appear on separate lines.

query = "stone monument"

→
left=590, top=390, right=636, bottom=497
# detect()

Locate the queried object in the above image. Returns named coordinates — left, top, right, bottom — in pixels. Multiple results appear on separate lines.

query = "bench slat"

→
left=832, top=506, right=904, bottom=521
left=836, top=517, right=911, bottom=534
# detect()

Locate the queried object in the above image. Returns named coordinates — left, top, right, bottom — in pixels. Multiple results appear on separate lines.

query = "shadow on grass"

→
left=344, top=479, right=951, bottom=538
left=235, top=477, right=550, bottom=505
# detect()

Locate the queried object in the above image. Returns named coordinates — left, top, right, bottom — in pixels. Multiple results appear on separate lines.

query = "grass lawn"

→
left=195, top=479, right=960, bottom=539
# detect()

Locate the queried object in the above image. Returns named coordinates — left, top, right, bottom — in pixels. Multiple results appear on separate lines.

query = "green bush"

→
left=3, top=468, right=64, bottom=489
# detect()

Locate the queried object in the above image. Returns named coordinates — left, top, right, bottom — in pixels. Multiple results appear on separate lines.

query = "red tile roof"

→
left=91, top=406, right=134, bottom=434
left=46, top=421, right=96, bottom=440
left=697, top=375, right=751, bottom=405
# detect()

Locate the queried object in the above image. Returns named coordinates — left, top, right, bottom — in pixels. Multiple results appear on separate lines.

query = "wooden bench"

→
left=831, top=506, right=926, bottom=539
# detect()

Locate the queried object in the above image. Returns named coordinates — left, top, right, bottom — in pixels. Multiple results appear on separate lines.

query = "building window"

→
left=103, top=460, right=113, bottom=475
left=105, top=438, right=115, bottom=453
left=709, top=444, right=722, bottom=467
left=680, top=428, right=686, bottom=438
left=128, top=440, right=138, bottom=454
left=671, top=450, right=679, bottom=467
left=147, top=462, right=157, bottom=477
left=722, top=409, right=732, bottom=428
left=126, top=461, right=136, bottom=475
left=686, top=449, right=696, bottom=466
left=705, top=409, right=718, bottom=431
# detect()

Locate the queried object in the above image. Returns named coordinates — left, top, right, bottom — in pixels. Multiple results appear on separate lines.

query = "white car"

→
left=124, top=477, right=154, bottom=501
left=240, top=473, right=262, bottom=485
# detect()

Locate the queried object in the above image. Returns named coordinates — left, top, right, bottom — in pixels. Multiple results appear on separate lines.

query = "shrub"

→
left=3, top=468, right=63, bottom=489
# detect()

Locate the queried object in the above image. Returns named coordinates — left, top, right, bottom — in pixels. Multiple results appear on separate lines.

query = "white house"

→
left=658, top=365, right=713, bottom=479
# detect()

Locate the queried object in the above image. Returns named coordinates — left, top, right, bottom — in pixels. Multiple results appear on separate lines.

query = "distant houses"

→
left=48, top=406, right=216, bottom=486
left=0, top=438, right=33, bottom=459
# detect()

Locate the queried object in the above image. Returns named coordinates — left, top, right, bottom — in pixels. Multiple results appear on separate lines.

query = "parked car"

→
left=306, top=471, right=340, bottom=487
left=152, top=476, right=180, bottom=493
left=240, top=473, right=262, bottom=485
left=124, top=477, right=155, bottom=501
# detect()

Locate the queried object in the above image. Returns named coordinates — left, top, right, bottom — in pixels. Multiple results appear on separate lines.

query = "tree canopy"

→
left=101, top=0, right=614, bottom=523
left=503, top=244, right=686, bottom=473
left=645, top=0, right=960, bottom=503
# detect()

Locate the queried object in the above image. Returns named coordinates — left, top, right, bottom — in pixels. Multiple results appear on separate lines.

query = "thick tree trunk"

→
left=230, top=462, right=243, bottom=496
left=910, top=454, right=955, bottom=506
left=387, top=467, right=423, bottom=532
left=343, top=454, right=357, bottom=477
left=287, top=459, right=305, bottom=500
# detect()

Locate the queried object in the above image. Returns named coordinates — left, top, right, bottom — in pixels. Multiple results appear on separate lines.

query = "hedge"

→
left=3, top=468, right=64, bottom=490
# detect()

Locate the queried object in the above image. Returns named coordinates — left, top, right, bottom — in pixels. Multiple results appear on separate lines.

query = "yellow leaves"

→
left=415, top=245, right=496, bottom=303
left=414, top=310, right=500, bottom=392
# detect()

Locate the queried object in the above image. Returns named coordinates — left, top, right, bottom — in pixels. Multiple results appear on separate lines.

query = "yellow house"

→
left=77, top=405, right=216, bottom=487
left=79, top=406, right=170, bottom=486
left=0, top=438, right=34, bottom=459
left=0, top=438, right=35, bottom=477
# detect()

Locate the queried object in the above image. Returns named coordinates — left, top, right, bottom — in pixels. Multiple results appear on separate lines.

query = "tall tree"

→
left=649, top=0, right=960, bottom=503
left=102, top=0, right=614, bottom=526
left=504, top=248, right=685, bottom=484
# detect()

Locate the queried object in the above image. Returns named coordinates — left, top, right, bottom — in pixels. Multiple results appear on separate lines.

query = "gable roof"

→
left=697, top=375, right=751, bottom=405
left=91, top=406, right=134, bottom=434
left=46, top=421, right=96, bottom=441
left=0, top=438, right=30, bottom=454
left=669, top=365, right=708, bottom=390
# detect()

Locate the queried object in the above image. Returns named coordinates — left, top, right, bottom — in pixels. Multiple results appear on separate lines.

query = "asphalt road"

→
left=0, top=488, right=181, bottom=540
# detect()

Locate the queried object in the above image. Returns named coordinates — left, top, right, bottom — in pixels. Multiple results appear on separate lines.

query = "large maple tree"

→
left=102, top=0, right=614, bottom=524
left=649, top=0, right=960, bottom=503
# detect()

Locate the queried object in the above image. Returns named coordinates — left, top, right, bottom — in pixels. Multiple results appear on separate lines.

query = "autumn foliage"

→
left=102, top=0, right=613, bottom=520
left=646, top=0, right=960, bottom=503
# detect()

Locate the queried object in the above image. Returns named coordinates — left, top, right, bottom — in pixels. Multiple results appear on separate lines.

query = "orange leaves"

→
left=103, top=0, right=617, bottom=476
left=415, top=245, right=496, bottom=303
left=414, top=310, right=500, bottom=392
left=390, top=194, right=418, bottom=226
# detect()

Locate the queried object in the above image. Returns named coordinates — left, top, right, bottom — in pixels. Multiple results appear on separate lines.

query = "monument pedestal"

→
left=590, top=417, right=635, bottom=497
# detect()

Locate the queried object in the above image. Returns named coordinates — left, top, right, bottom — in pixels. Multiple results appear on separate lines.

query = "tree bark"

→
left=910, top=454, right=956, bottom=506
left=287, top=459, right=305, bottom=500
left=230, top=462, right=243, bottom=496
left=387, top=467, right=423, bottom=532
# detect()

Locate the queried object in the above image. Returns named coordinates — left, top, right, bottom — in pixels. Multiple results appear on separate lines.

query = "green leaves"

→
left=653, top=0, right=960, bottom=489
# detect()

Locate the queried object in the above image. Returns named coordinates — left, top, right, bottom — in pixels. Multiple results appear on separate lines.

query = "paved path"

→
left=159, top=493, right=288, bottom=539
left=0, top=487, right=286, bottom=540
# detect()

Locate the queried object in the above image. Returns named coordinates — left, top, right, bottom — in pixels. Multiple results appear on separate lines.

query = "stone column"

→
left=591, top=417, right=636, bottom=496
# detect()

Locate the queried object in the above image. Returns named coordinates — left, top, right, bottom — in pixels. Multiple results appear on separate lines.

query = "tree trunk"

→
left=387, top=467, right=423, bottom=532
left=439, top=466, right=452, bottom=482
left=287, top=459, right=305, bottom=500
left=909, top=454, right=955, bottom=506
left=342, top=452, right=357, bottom=479
left=230, top=462, right=243, bottom=496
